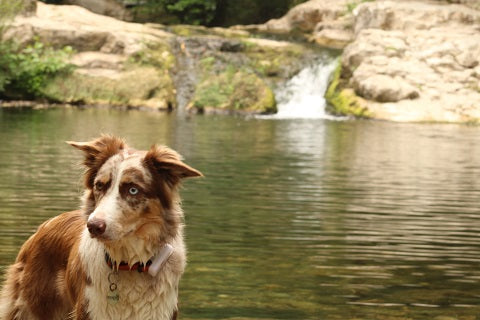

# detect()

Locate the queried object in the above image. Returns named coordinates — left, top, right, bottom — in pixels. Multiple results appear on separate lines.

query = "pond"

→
left=0, top=107, right=480, bottom=320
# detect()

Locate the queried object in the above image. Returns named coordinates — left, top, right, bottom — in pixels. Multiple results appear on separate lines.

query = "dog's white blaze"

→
left=89, top=154, right=146, bottom=238
left=88, top=189, right=118, bottom=223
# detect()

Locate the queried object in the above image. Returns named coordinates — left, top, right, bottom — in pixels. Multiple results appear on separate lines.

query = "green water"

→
left=0, top=107, right=480, bottom=320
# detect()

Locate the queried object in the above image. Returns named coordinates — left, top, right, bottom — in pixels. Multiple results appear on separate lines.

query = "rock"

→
left=20, top=0, right=36, bottom=16
left=5, top=2, right=175, bottom=110
left=312, top=15, right=354, bottom=49
left=4, top=2, right=316, bottom=115
left=69, top=52, right=126, bottom=72
left=458, top=0, right=480, bottom=10
left=188, top=70, right=276, bottom=115
left=313, top=28, right=353, bottom=49
left=264, top=0, right=350, bottom=33
left=43, top=66, right=176, bottom=110
left=327, top=0, right=480, bottom=122
left=176, top=34, right=316, bottom=114
left=4, top=2, right=172, bottom=54
left=247, top=0, right=355, bottom=49
left=64, top=0, right=131, bottom=21
left=353, top=74, right=419, bottom=102
left=248, top=0, right=358, bottom=49
left=219, top=40, right=245, bottom=52
left=354, top=0, right=480, bottom=34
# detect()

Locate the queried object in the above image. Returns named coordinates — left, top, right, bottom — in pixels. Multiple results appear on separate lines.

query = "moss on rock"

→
left=129, top=41, right=176, bottom=71
left=166, top=24, right=250, bottom=39
left=325, top=61, right=371, bottom=118
left=43, top=65, right=176, bottom=110
left=243, top=38, right=307, bottom=79
left=188, top=67, right=276, bottom=114
left=42, top=38, right=177, bottom=110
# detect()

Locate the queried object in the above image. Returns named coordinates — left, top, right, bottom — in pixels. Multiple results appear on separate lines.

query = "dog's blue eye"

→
left=129, top=187, right=139, bottom=195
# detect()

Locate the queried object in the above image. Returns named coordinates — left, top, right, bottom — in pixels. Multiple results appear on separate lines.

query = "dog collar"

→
left=104, top=252, right=151, bottom=273
left=104, top=244, right=174, bottom=276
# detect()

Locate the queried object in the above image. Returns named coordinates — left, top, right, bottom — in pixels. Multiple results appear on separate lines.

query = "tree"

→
left=134, top=0, right=306, bottom=26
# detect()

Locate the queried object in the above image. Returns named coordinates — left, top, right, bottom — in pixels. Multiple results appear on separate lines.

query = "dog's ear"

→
left=143, top=145, right=202, bottom=186
left=67, top=135, right=126, bottom=188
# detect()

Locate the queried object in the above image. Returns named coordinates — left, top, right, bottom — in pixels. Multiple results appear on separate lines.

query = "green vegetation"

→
left=131, top=0, right=217, bottom=26
left=0, top=0, right=74, bottom=100
left=128, top=41, right=176, bottom=70
left=325, top=61, right=371, bottom=118
left=190, top=67, right=276, bottom=114
left=129, top=0, right=307, bottom=26
left=0, top=41, right=74, bottom=99
left=164, top=0, right=217, bottom=25
left=346, top=0, right=375, bottom=13
left=43, top=40, right=176, bottom=109
left=0, top=0, right=23, bottom=28
left=43, top=66, right=175, bottom=109
left=243, top=39, right=305, bottom=79
left=42, top=40, right=177, bottom=109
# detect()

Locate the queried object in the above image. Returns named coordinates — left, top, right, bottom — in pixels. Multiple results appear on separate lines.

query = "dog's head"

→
left=68, top=135, right=202, bottom=245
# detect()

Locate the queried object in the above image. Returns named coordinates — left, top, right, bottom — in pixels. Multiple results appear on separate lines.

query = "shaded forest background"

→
left=39, top=0, right=307, bottom=26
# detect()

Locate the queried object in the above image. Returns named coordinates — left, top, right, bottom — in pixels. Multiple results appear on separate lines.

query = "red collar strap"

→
left=104, top=252, right=152, bottom=273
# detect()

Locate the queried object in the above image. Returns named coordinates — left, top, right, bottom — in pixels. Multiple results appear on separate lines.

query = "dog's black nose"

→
left=87, top=218, right=106, bottom=237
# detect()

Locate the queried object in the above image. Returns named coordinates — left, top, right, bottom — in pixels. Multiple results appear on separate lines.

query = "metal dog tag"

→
left=107, top=272, right=120, bottom=305
left=107, top=288, right=119, bottom=305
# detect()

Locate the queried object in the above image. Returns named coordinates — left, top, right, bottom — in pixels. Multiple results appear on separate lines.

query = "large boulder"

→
left=354, top=0, right=480, bottom=34
left=243, top=0, right=354, bottom=49
left=328, top=0, right=480, bottom=122
left=4, top=2, right=171, bottom=54
left=264, top=0, right=350, bottom=33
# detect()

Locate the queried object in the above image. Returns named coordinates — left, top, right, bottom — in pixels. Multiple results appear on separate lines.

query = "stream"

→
left=0, top=57, right=479, bottom=319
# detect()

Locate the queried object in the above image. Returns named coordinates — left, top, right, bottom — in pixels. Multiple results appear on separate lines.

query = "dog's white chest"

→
left=86, top=273, right=179, bottom=320
left=80, top=233, right=183, bottom=320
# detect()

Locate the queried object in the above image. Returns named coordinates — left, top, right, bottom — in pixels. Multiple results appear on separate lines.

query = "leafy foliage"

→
left=164, top=0, right=217, bottom=25
left=0, top=41, right=74, bottom=99
left=133, top=0, right=306, bottom=26
left=192, top=67, right=276, bottom=113
left=132, top=0, right=216, bottom=25
left=0, top=0, right=74, bottom=99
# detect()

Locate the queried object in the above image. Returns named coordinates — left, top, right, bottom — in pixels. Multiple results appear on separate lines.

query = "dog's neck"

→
left=103, top=235, right=168, bottom=267
left=104, top=243, right=174, bottom=276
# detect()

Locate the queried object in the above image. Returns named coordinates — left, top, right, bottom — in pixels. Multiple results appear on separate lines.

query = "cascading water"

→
left=267, top=58, right=339, bottom=119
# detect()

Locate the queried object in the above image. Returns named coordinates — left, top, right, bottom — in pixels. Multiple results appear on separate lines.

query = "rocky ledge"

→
left=3, top=1, right=318, bottom=115
left=332, top=0, right=480, bottom=122
left=255, top=0, right=480, bottom=123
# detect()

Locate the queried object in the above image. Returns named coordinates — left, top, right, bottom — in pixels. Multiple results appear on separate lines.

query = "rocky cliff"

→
left=3, top=1, right=317, bottom=114
left=336, top=1, right=480, bottom=122
left=256, top=0, right=480, bottom=123
left=5, top=0, right=480, bottom=122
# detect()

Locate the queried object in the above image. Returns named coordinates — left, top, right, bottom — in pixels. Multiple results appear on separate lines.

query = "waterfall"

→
left=267, top=58, right=339, bottom=119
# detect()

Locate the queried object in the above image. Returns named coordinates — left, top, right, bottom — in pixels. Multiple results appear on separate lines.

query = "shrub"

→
left=0, top=41, right=74, bottom=99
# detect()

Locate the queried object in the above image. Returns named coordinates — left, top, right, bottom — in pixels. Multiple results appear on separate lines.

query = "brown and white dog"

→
left=0, top=135, right=202, bottom=320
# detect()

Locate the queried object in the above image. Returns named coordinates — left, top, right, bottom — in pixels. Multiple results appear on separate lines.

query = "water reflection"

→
left=0, top=108, right=479, bottom=319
